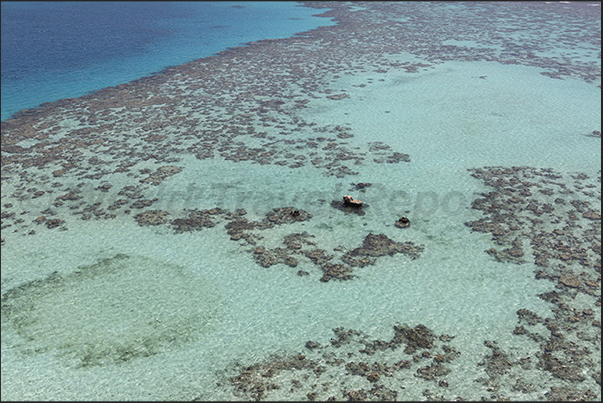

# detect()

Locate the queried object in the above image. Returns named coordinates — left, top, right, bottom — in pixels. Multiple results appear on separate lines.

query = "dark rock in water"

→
left=345, top=390, right=367, bottom=401
left=139, top=165, right=183, bottom=186
left=386, top=152, right=410, bottom=163
left=331, top=198, right=368, bottom=216
left=393, top=324, right=436, bottom=354
left=343, top=233, right=425, bottom=262
left=265, top=207, right=313, bottom=224
left=45, top=218, right=65, bottom=229
left=284, top=256, right=299, bottom=267
left=558, top=275, right=580, bottom=288
left=546, top=387, right=598, bottom=401
left=345, top=361, right=372, bottom=376
left=582, top=210, right=601, bottom=220
left=326, top=93, right=349, bottom=100
left=134, top=210, right=169, bottom=226
left=320, top=263, right=354, bottom=282
left=170, top=209, right=218, bottom=232
left=481, top=340, right=514, bottom=378
left=303, top=249, right=334, bottom=266
left=395, top=216, right=410, bottom=228
left=341, top=254, right=376, bottom=267
left=284, top=232, right=316, bottom=248
left=366, top=371, right=380, bottom=382
left=541, top=353, right=586, bottom=382
left=252, top=246, right=298, bottom=268
left=252, top=246, right=280, bottom=268
left=343, top=195, right=363, bottom=207
left=415, top=364, right=451, bottom=380
left=305, top=341, right=321, bottom=350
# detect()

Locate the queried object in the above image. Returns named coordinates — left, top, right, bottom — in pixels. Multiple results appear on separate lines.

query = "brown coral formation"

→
left=342, top=233, right=425, bottom=266
left=221, top=323, right=459, bottom=401
left=466, top=166, right=600, bottom=400
left=133, top=210, right=169, bottom=226
left=0, top=1, right=600, bottom=401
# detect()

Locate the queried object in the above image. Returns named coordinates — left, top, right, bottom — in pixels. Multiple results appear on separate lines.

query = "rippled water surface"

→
left=1, top=1, right=600, bottom=401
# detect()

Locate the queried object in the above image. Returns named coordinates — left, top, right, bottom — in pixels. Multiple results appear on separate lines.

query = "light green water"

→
left=2, top=54, right=600, bottom=400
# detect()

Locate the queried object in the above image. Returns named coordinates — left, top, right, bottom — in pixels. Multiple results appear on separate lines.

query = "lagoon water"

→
left=1, top=1, right=601, bottom=401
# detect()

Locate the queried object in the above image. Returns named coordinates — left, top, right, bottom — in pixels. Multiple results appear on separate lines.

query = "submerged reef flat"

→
left=218, top=323, right=459, bottom=401
left=1, top=1, right=600, bottom=239
left=210, top=166, right=600, bottom=401
left=133, top=204, right=425, bottom=283
left=1, top=1, right=600, bottom=401
left=219, top=323, right=601, bottom=401
left=466, top=166, right=601, bottom=400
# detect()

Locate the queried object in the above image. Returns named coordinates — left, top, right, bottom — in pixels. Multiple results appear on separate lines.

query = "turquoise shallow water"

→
left=2, top=60, right=599, bottom=400
left=1, top=1, right=601, bottom=401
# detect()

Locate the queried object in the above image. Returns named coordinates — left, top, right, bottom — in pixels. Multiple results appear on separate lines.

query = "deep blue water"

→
left=1, top=1, right=335, bottom=121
